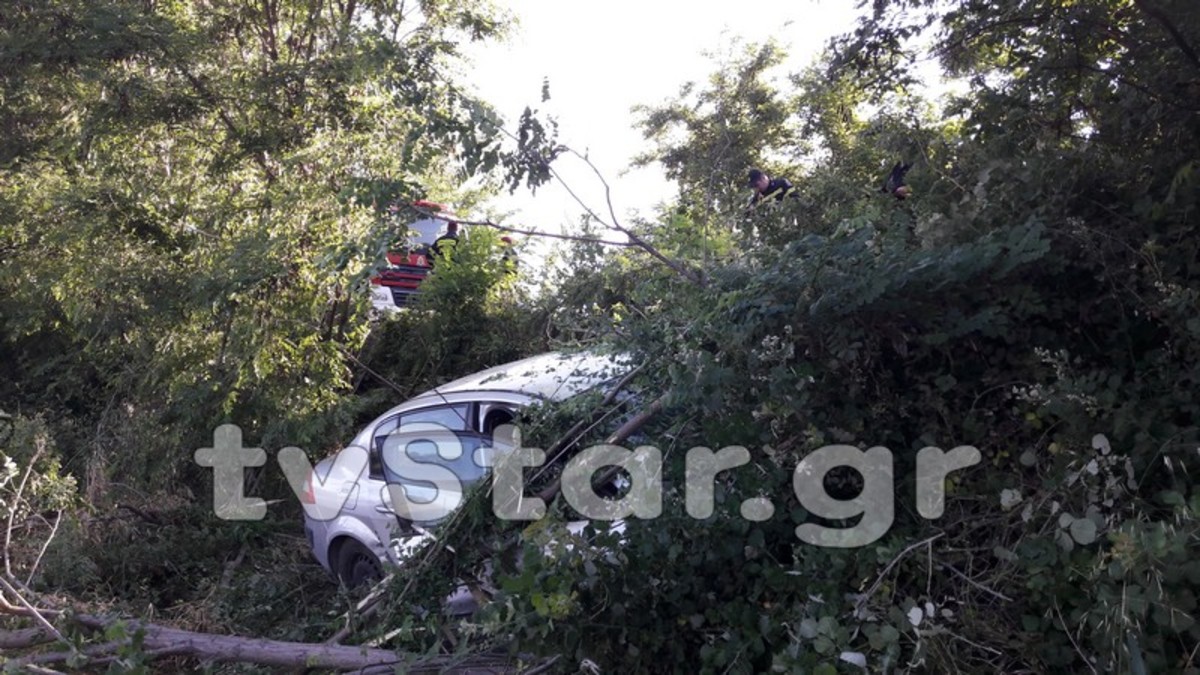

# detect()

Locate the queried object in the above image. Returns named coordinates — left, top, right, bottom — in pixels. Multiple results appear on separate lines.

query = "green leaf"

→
left=1068, top=518, right=1098, bottom=546
left=935, top=374, right=957, bottom=391
left=1158, top=491, right=1185, bottom=506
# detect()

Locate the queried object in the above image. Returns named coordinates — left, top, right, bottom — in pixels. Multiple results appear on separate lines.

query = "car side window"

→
left=369, top=404, right=472, bottom=480
left=369, top=416, right=400, bottom=480
left=398, top=404, right=471, bottom=432
left=479, top=403, right=516, bottom=439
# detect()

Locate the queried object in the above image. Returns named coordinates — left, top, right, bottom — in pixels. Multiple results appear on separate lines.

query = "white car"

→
left=302, top=351, right=631, bottom=589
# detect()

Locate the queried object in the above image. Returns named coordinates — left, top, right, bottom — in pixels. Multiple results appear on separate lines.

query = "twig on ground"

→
left=939, top=561, right=1014, bottom=603
left=0, top=575, right=67, bottom=645
left=1056, top=600, right=1099, bottom=675
left=856, top=533, right=946, bottom=612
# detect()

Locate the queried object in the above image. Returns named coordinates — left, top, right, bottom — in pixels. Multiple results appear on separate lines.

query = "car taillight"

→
left=301, top=468, right=316, bottom=504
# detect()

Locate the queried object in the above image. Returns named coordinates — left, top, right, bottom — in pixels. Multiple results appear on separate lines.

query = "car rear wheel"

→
left=335, top=539, right=383, bottom=588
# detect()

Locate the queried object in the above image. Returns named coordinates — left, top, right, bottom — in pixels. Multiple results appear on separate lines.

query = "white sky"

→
left=458, top=0, right=863, bottom=242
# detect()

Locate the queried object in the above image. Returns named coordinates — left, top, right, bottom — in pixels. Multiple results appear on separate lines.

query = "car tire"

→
left=335, top=539, right=383, bottom=589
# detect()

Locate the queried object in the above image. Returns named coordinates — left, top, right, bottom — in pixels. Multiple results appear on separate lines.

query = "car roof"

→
left=412, top=350, right=632, bottom=403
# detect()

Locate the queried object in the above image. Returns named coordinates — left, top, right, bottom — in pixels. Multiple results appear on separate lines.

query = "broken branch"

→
left=5, top=611, right=524, bottom=672
left=537, top=394, right=667, bottom=504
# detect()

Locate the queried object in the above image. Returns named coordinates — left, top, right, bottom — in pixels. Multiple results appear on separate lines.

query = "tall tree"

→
left=633, top=41, right=796, bottom=230
left=0, top=0, right=516, bottom=481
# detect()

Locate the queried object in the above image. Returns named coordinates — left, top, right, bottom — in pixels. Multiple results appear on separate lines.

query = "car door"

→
left=370, top=399, right=527, bottom=555
left=360, top=402, right=477, bottom=559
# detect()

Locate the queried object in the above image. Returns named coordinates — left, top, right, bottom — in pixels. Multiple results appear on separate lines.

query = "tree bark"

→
left=0, top=625, right=54, bottom=649
left=2, top=614, right=524, bottom=672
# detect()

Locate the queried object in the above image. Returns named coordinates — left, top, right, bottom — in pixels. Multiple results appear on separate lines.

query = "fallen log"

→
left=0, top=625, right=54, bottom=649
left=2, top=614, right=528, bottom=673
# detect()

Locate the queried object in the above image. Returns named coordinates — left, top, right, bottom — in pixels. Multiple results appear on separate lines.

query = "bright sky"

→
left=459, top=0, right=862, bottom=243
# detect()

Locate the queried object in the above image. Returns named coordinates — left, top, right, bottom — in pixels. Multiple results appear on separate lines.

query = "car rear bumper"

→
left=303, top=517, right=335, bottom=573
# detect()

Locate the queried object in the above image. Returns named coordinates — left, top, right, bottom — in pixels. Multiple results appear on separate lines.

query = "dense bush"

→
left=364, top=1, right=1200, bottom=671
left=3, top=0, right=1199, bottom=672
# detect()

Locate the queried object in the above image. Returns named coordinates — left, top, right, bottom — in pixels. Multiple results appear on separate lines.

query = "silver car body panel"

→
left=304, top=351, right=631, bottom=575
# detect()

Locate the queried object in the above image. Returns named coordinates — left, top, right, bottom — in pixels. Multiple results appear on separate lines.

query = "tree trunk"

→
left=3, top=613, right=522, bottom=673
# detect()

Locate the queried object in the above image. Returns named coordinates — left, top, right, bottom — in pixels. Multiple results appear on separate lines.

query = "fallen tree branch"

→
left=529, top=361, right=647, bottom=486
left=562, top=146, right=706, bottom=287
left=407, top=205, right=639, bottom=248
left=0, top=580, right=528, bottom=672
left=4, top=612, right=520, bottom=672
left=537, top=394, right=667, bottom=504
left=116, top=503, right=164, bottom=526
left=0, top=625, right=55, bottom=649
left=0, top=575, right=66, bottom=646
left=12, top=640, right=125, bottom=669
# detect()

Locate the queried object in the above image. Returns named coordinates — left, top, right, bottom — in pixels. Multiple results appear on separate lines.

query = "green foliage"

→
left=0, top=416, right=77, bottom=512
left=0, top=416, right=79, bottom=582
left=4, top=0, right=1200, bottom=672
left=351, top=229, right=554, bottom=413
left=633, top=40, right=796, bottom=229
left=0, top=0, right=524, bottom=488
left=0, top=2, right=561, bottom=662
left=373, top=2, right=1200, bottom=672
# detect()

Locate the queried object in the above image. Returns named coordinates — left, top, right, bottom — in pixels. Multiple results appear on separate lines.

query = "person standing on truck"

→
left=431, top=221, right=460, bottom=263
